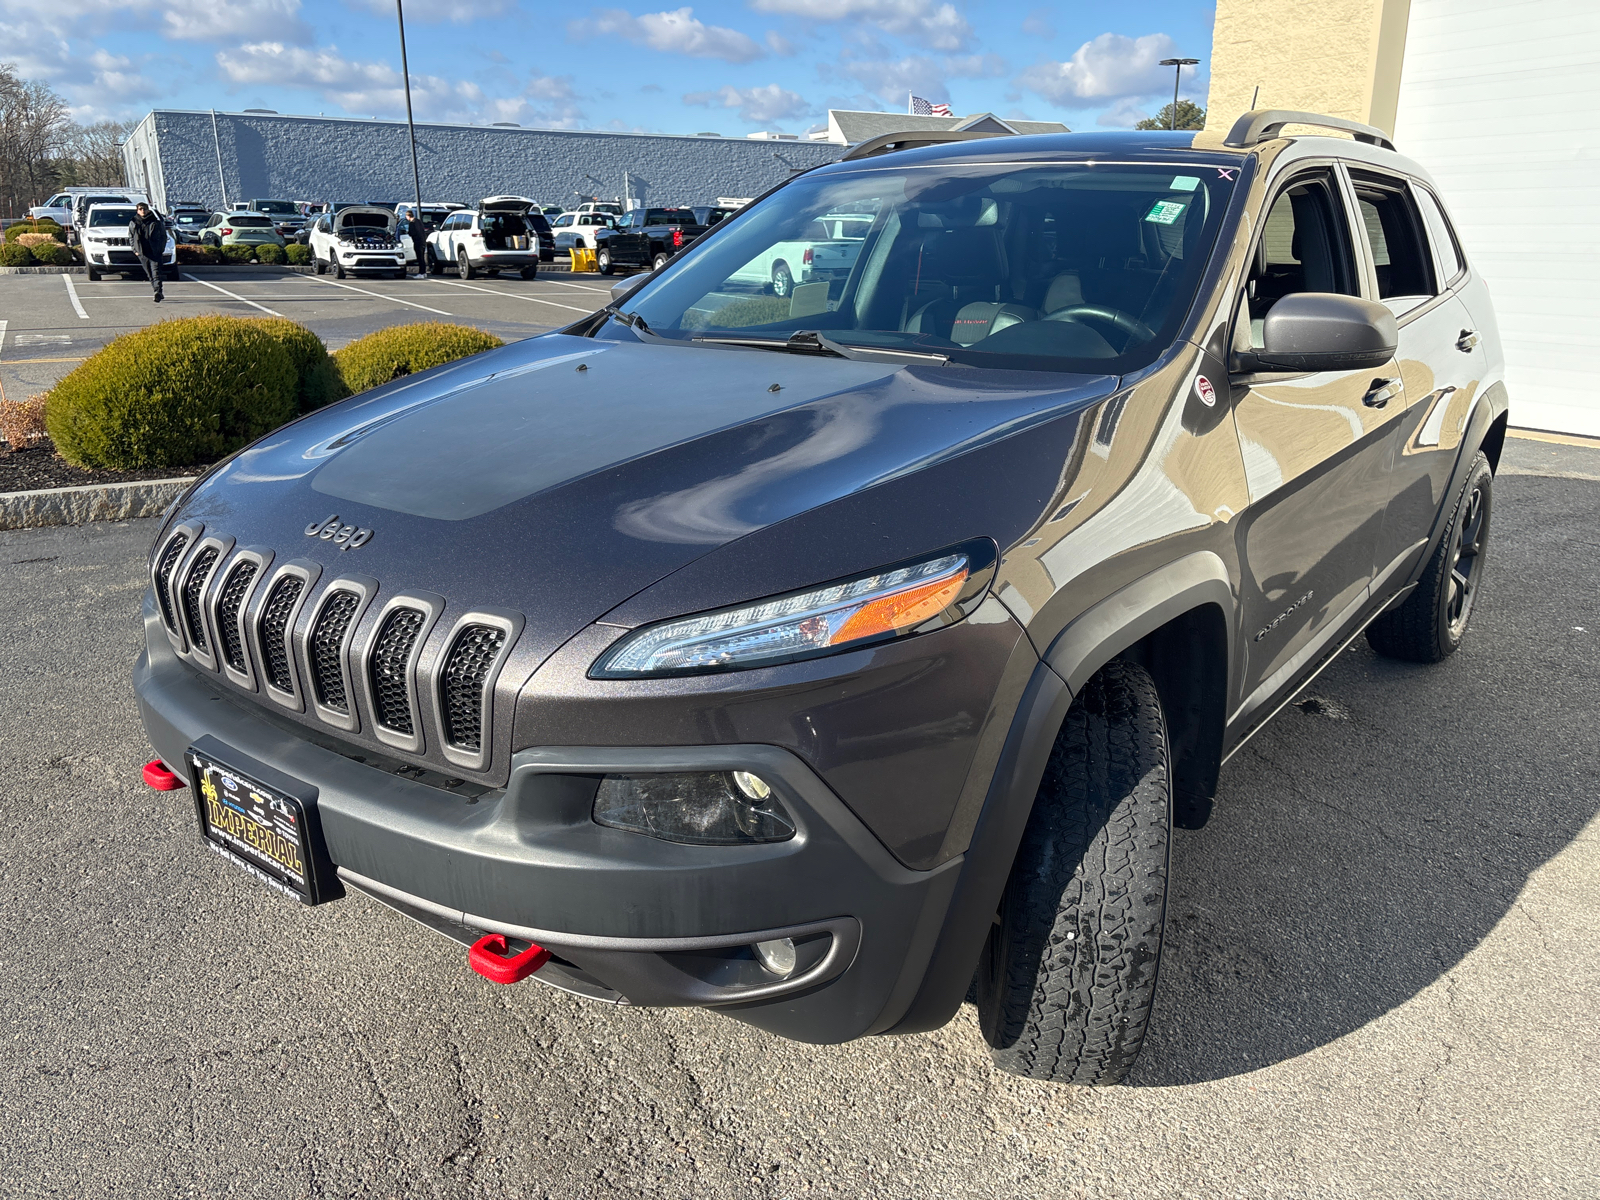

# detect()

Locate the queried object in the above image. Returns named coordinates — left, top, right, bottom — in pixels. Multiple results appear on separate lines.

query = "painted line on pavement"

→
left=181, top=274, right=283, bottom=316
left=62, top=275, right=89, bottom=319
left=537, top=278, right=614, bottom=293
left=309, top=275, right=452, bottom=315
left=432, top=279, right=592, bottom=313
left=0, top=357, right=85, bottom=364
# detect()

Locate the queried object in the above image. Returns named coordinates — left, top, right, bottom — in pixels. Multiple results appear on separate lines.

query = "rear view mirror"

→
left=1245, top=292, right=1398, bottom=373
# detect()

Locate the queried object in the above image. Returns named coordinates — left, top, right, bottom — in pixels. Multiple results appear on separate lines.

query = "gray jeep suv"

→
left=134, top=111, right=1507, bottom=1085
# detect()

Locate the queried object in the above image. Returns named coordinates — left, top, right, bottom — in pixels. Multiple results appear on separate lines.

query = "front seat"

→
left=906, top=227, right=1007, bottom=340
left=949, top=301, right=1038, bottom=346
left=1040, top=271, right=1084, bottom=315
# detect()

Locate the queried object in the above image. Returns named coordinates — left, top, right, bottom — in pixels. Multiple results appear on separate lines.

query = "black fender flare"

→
left=1412, top=380, right=1508, bottom=588
left=877, top=551, right=1235, bottom=1035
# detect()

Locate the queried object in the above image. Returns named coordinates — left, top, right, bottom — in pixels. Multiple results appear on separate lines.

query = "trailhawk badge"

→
left=305, top=514, right=374, bottom=550
left=1195, top=375, right=1217, bottom=408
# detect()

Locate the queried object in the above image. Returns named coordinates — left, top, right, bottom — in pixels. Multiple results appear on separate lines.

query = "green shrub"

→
left=176, top=244, right=220, bottom=265
left=256, top=243, right=285, bottom=265
left=45, top=315, right=298, bottom=469
left=29, top=241, right=73, bottom=265
left=220, top=244, right=255, bottom=263
left=7, top=217, right=65, bottom=243
left=333, top=322, right=505, bottom=394
left=284, top=243, right=312, bottom=266
left=246, top=317, right=348, bottom=412
left=679, top=296, right=793, bottom=330
left=0, top=243, right=34, bottom=266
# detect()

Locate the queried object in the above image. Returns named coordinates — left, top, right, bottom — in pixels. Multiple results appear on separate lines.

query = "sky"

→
left=1, top=1, right=1215, bottom=137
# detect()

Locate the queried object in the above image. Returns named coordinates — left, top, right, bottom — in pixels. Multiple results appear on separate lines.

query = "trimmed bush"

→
left=256, top=243, right=285, bottom=265
left=0, top=394, right=48, bottom=450
left=333, top=323, right=505, bottom=394
left=176, top=244, right=220, bottom=265
left=0, top=243, right=34, bottom=266
left=284, top=243, right=312, bottom=266
left=6, top=220, right=62, bottom=243
left=246, top=318, right=348, bottom=413
left=45, top=315, right=298, bottom=469
left=220, top=244, right=255, bottom=263
left=29, top=241, right=73, bottom=265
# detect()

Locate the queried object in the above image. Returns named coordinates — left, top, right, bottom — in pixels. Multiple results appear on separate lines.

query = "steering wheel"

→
left=1046, top=304, right=1157, bottom=345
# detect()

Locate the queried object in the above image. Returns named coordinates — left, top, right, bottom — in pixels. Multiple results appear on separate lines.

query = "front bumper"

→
left=134, top=601, right=963, bottom=1043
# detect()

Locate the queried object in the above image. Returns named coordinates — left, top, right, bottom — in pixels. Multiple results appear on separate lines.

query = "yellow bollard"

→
left=570, top=247, right=597, bottom=273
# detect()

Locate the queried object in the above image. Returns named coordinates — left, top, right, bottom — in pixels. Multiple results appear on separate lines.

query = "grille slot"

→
left=154, top=534, right=189, bottom=632
left=214, top=561, right=258, bottom=672
left=181, top=548, right=219, bottom=652
left=309, top=590, right=362, bottom=713
left=440, top=625, right=506, bottom=751
left=369, top=607, right=426, bottom=734
left=259, top=576, right=305, bottom=693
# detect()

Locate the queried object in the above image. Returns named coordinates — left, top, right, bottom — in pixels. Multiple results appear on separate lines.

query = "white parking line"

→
left=62, top=275, right=89, bottom=319
left=538, top=278, right=614, bottom=294
left=432, top=279, right=593, bottom=313
left=181, top=274, right=284, bottom=316
left=309, top=275, right=453, bottom=315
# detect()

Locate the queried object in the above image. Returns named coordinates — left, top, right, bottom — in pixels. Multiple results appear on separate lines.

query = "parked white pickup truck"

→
left=726, top=213, right=873, bottom=298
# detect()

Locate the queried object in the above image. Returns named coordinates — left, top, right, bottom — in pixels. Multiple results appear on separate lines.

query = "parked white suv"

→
left=425, top=197, right=542, bottom=279
left=307, top=206, right=405, bottom=278
left=81, top=203, right=175, bottom=282
left=550, top=211, right=615, bottom=252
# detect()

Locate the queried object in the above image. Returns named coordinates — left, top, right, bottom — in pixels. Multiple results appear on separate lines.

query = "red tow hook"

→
left=142, top=760, right=185, bottom=791
left=468, top=933, right=552, bottom=984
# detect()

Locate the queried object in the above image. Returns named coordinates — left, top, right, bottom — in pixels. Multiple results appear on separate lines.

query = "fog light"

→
left=593, top=772, right=795, bottom=846
left=754, top=938, right=796, bottom=977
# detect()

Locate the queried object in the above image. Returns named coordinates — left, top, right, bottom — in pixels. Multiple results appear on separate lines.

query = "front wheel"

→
left=771, top=262, right=793, bottom=298
left=313, top=252, right=327, bottom=276
left=1368, top=452, right=1493, bottom=663
left=976, top=659, right=1172, bottom=1086
left=425, top=248, right=440, bottom=275
left=458, top=248, right=475, bottom=280
left=597, top=247, right=613, bottom=276
left=333, top=257, right=346, bottom=279
left=86, top=267, right=101, bottom=282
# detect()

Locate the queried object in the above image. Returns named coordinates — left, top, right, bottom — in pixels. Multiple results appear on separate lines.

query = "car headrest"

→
left=920, top=227, right=1002, bottom=285
left=1043, top=272, right=1084, bottom=313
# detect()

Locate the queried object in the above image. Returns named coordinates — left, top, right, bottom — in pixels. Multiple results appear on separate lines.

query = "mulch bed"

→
left=0, top=441, right=208, bottom=494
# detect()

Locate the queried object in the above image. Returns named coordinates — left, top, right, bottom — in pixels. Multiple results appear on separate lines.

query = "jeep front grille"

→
left=181, top=547, right=219, bottom=651
left=259, top=575, right=305, bottom=693
left=154, top=534, right=189, bottom=632
left=441, top=624, right=506, bottom=751
left=309, top=590, right=361, bottom=713
left=369, top=607, right=426, bottom=734
left=214, top=561, right=257, bottom=672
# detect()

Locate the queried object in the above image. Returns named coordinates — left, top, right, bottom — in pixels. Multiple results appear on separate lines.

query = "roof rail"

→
left=841, top=129, right=1010, bottom=162
left=1223, top=109, right=1395, bottom=152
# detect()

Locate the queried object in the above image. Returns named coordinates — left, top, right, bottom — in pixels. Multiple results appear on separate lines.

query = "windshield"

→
left=89, top=208, right=138, bottom=227
left=253, top=199, right=297, bottom=214
left=618, top=160, right=1236, bottom=373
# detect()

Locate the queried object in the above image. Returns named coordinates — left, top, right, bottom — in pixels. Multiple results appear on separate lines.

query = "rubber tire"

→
left=86, top=268, right=100, bottom=282
left=772, top=262, right=793, bottom=298
left=458, top=249, right=475, bottom=280
left=1367, top=452, right=1493, bottom=663
left=425, top=248, right=440, bottom=276
left=334, top=258, right=346, bottom=279
left=976, top=659, right=1172, bottom=1086
left=652, top=251, right=670, bottom=272
left=313, top=253, right=327, bottom=275
left=520, top=264, right=538, bottom=280
left=597, top=247, right=614, bottom=276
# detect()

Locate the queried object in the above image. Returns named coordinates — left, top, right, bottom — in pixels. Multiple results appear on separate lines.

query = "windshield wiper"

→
left=692, top=329, right=948, bottom=366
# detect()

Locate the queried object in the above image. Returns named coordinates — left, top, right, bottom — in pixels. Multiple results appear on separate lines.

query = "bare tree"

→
left=0, top=62, right=73, bottom=218
left=55, top=121, right=133, bottom=189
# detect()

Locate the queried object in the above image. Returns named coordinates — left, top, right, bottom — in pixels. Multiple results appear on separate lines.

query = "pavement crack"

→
left=1515, top=900, right=1554, bottom=956
left=440, top=1036, right=485, bottom=1178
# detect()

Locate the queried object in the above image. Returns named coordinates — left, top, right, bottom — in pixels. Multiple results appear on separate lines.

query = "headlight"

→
left=591, top=542, right=994, bottom=678
left=593, top=771, right=794, bottom=845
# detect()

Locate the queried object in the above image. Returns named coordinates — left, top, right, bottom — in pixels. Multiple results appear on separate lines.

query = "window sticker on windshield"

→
left=1170, top=176, right=1200, bottom=191
left=1145, top=200, right=1187, bottom=225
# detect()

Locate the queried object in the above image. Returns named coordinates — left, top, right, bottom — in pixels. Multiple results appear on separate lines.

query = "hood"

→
left=175, top=333, right=1116, bottom=670
left=335, top=206, right=398, bottom=232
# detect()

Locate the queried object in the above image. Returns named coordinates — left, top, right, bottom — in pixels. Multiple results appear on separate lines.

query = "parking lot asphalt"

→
left=0, top=438, right=1595, bottom=1199
left=0, top=266, right=611, bottom=402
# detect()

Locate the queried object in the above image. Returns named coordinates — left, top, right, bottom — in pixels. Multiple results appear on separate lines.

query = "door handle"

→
left=1363, top=377, right=1400, bottom=408
left=1456, top=329, right=1479, bottom=353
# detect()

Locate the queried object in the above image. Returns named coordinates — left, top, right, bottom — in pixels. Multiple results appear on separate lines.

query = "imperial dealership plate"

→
left=188, top=748, right=318, bottom=902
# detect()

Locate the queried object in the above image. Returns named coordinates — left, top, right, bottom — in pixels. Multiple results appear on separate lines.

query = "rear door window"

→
left=1350, top=173, right=1435, bottom=310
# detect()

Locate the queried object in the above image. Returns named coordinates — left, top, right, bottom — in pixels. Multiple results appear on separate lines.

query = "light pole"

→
left=395, top=0, right=424, bottom=256
left=1158, top=58, right=1200, bottom=130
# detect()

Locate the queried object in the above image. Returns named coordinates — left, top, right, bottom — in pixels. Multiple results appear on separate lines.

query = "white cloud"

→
left=749, top=0, right=970, bottom=52
left=683, top=83, right=811, bottom=125
left=567, top=8, right=765, bottom=63
left=765, top=29, right=796, bottom=55
left=1017, top=32, right=1195, bottom=104
left=161, top=0, right=310, bottom=42
left=1095, top=97, right=1150, bottom=128
left=344, top=0, right=514, bottom=22
left=833, top=55, right=946, bottom=107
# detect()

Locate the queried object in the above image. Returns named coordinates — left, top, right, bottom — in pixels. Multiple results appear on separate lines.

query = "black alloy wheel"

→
left=458, top=247, right=475, bottom=280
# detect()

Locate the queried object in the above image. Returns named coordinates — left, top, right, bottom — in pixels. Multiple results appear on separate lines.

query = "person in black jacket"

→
left=129, top=202, right=168, bottom=302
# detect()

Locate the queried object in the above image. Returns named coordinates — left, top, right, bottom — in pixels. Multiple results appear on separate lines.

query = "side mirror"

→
left=1245, top=292, right=1398, bottom=373
left=609, top=274, right=649, bottom=305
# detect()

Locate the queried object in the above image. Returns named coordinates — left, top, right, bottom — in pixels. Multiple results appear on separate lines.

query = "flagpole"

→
left=908, top=91, right=913, bottom=115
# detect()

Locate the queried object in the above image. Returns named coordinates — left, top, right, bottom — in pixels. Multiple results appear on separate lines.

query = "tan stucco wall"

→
left=1206, top=0, right=1412, bottom=135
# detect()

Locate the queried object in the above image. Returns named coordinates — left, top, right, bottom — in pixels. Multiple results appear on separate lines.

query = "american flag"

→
left=909, top=94, right=953, bottom=117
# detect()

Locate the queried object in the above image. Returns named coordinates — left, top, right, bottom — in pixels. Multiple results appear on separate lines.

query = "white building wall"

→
left=1393, top=0, right=1600, bottom=435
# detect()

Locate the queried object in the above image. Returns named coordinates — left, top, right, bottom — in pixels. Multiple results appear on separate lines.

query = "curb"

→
left=0, top=477, right=194, bottom=530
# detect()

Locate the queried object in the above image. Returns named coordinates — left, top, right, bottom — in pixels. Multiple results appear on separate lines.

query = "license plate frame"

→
left=186, top=736, right=338, bottom=905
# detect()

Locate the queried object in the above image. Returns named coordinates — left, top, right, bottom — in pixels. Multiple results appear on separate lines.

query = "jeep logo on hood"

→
left=305, top=514, right=373, bottom=550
